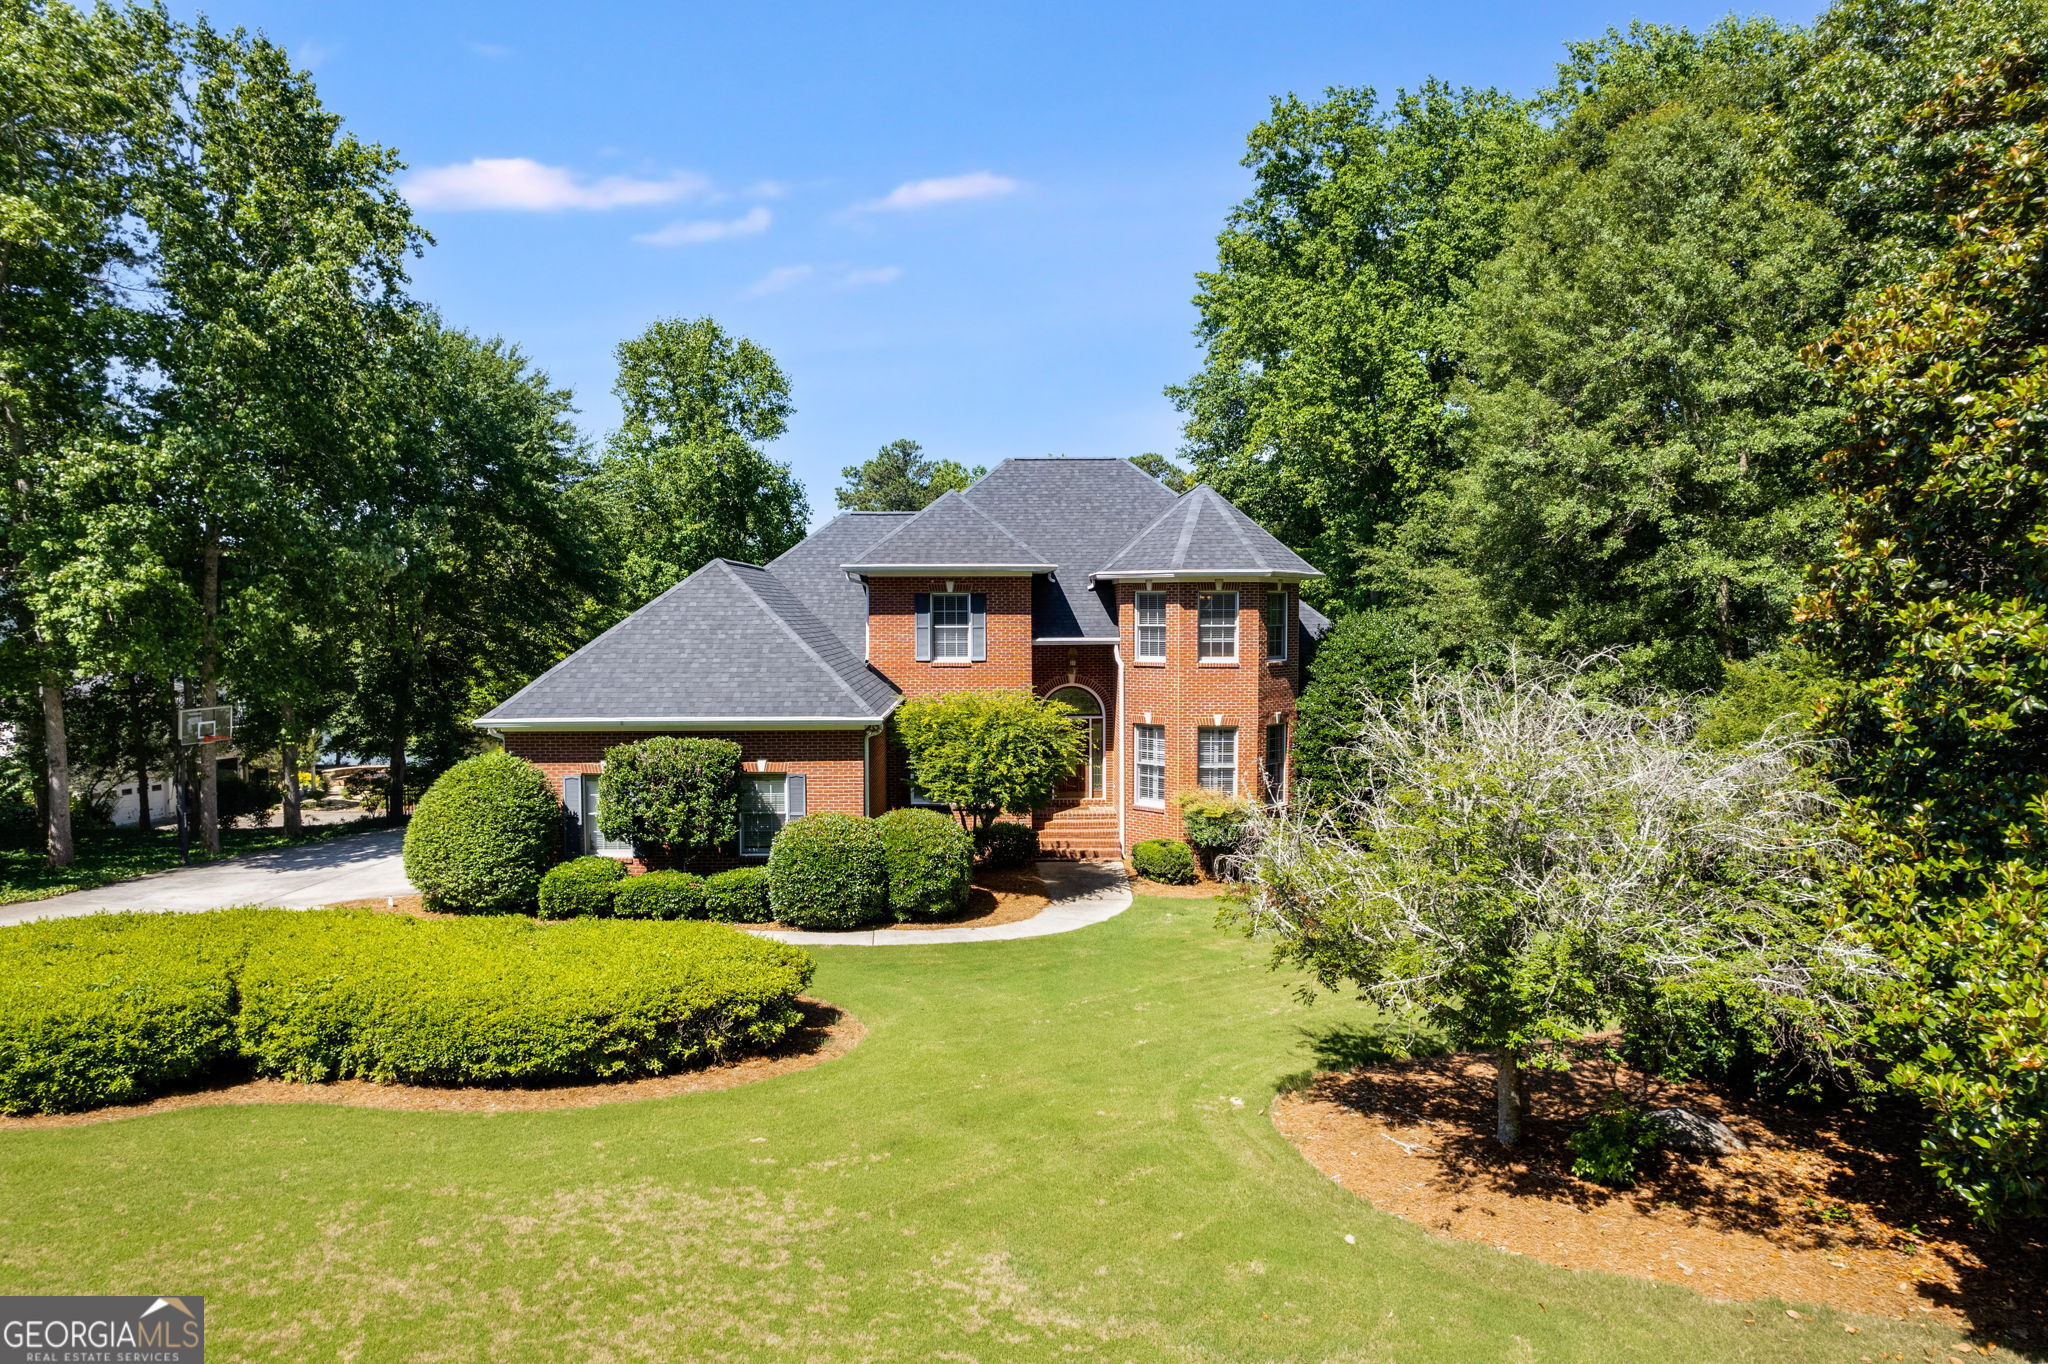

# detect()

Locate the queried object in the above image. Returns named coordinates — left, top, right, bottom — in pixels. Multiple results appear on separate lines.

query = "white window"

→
left=1264, top=591, right=1289, bottom=661
left=1197, top=727, right=1237, bottom=793
left=1263, top=720, right=1288, bottom=798
left=1134, top=591, right=1167, bottom=661
left=1134, top=725, right=1166, bottom=806
left=739, top=774, right=787, bottom=857
left=930, top=592, right=971, bottom=660
left=582, top=774, right=633, bottom=857
left=1198, top=592, right=1238, bottom=660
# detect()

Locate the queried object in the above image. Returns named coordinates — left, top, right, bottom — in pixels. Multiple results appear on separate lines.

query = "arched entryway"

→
left=1047, top=684, right=1106, bottom=800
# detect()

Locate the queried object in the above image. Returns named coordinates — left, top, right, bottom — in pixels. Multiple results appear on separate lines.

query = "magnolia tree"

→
left=895, top=690, right=1084, bottom=835
left=1238, top=657, right=1882, bottom=1146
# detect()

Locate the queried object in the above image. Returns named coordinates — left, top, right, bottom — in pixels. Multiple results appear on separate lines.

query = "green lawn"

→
left=0, top=820, right=383, bottom=906
left=0, top=895, right=1976, bottom=1361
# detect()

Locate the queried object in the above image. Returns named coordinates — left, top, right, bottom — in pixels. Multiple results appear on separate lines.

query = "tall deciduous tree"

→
left=1170, top=80, right=1540, bottom=608
left=1801, top=48, right=2048, bottom=1221
left=589, top=316, right=808, bottom=606
left=835, top=439, right=983, bottom=511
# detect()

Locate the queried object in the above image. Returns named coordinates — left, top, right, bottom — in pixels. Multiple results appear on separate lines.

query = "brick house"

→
left=475, top=458, right=1327, bottom=863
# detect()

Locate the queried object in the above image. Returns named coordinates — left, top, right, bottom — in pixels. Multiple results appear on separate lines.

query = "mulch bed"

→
left=1275, top=1049, right=2047, bottom=1348
left=1124, top=865, right=1240, bottom=899
left=0, top=998, right=860, bottom=1129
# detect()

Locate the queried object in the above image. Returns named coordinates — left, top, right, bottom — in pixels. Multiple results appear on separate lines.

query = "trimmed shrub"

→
left=874, top=808, right=973, bottom=921
left=702, top=867, right=772, bottom=923
left=895, top=690, right=1086, bottom=832
left=977, top=819, right=1039, bottom=869
left=597, top=736, right=742, bottom=856
left=539, top=856, right=626, bottom=918
left=1132, top=837, right=1197, bottom=884
left=768, top=812, right=888, bottom=930
left=403, top=751, right=560, bottom=913
left=235, top=911, right=813, bottom=1085
left=1175, top=790, right=1253, bottom=855
left=0, top=910, right=267, bottom=1115
left=1567, top=1096, right=1663, bottom=1187
left=611, top=871, right=707, bottom=921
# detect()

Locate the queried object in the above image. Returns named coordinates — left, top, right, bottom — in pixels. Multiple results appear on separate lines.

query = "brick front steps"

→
left=1036, top=801, right=1121, bottom=859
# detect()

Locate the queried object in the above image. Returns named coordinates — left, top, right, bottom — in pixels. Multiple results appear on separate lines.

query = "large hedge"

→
left=403, top=751, right=561, bottom=913
left=768, top=812, right=888, bottom=930
left=873, top=808, right=973, bottom=921
left=237, top=912, right=812, bottom=1085
left=597, top=737, right=742, bottom=856
left=0, top=908, right=815, bottom=1111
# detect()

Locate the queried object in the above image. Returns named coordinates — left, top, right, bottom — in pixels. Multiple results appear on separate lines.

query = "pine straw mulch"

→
left=327, top=864, right=1053, bottom=934
left=1275, top=1047, right=2047, bottom=1350
left=1123, top=865, right=1242, bottom=899
left=0, top=998, right=861, bottom=1129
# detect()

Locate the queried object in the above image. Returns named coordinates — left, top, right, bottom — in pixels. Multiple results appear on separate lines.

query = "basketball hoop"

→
left=177, top=705, right=236, bottom=747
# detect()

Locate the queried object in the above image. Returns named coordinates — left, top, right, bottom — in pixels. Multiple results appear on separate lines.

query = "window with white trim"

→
left=1134, top=725, right=1165, bottom=806
left=1263, top=720, right=1288, bottom=798
left=582, top=774, right=633, bottom=857
left=1264, top=591, right=1289, bottom=661
left=1197, top=727, right=1237, bottom=793
left=1197, top=592, right=1238, bottom=660
left=739, top=774, right=787, bottom=856
left=1134, top=591, right=1167, bottom=661
left=930, top=592, right=971, bottom=660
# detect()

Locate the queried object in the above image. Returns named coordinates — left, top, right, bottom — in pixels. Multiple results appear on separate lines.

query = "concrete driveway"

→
left=3, top=828, right=414, bottom=926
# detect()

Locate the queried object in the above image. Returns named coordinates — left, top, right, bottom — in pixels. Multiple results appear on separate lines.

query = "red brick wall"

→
left=865, top=575, right=1036, bottom=697
left=1117, top=581, right=1299, bottom=847
left=503, top=728, right=871, bottom=873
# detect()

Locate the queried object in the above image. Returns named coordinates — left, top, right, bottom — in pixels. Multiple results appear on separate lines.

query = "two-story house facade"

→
left=475, top=458, right=1327, bottom=863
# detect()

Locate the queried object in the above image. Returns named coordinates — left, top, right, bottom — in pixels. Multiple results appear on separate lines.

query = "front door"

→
left=1048, top=686, right=1105, bottom=799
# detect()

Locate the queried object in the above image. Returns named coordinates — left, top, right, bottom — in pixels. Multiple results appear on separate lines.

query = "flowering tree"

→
left=1237, top=657, right=1881, bottom=1146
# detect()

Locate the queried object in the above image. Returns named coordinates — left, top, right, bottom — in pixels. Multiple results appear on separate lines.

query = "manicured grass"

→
left=0, top=896, right=1978, bottom=1360
left=0, top=820, right=382, bottom=907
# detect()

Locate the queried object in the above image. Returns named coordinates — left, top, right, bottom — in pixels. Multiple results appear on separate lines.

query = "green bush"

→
left=1567, top=1096, right=1663, bottom=1187
left=539, top=856, right=626, bottom=918
left=895, top=690, right=1085, bottom=833
left=1175, top=790, right=1253, bottom=854
left=976, top=819, right=1038, bottom=869
left=0, top=911, right=267, bottom=1115
left=611, top=871, right=706, bottom=921
left=702, top=867, right=772, bottom=922
left=597, top=737, right=742, bottom=856
left=234, top=911, right=811, bottom=1085
left=1293, top=609, right=1438, bottom=813
left=874, top=808, right=973, bottom=921
left=768, top=812, right=888, bottom=930
left=1132, top=837, right=1197, bottom=884
left=403, top=752, right=561, bottom=913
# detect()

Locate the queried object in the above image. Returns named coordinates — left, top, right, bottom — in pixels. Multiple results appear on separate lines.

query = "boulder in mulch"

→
left=1645, top=1105, right=1745, bottom=1155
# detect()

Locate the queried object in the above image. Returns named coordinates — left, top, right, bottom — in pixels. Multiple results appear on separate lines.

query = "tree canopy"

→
left=835, top=439, right=984, bottom=512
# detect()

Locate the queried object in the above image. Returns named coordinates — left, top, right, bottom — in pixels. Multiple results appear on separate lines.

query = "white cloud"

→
left=746, top=265, right=815, bottom=296
left=857, top=171, right=1020, bottom=212
left=402, top=158, right=708, bottom=211
left=468, top=41, right=512, bottom=59
left=636, top=206, right=772, bottom=247
left=838, top=265, right=903, bottom=288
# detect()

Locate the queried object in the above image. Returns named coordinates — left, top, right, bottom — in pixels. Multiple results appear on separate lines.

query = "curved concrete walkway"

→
left=1, top=828, right=412, bottom=927
left=744, top=859, right=1132, bottom=946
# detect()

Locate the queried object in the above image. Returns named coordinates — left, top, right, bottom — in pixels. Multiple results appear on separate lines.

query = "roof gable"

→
left=766, top=510, right=911, bottom=648
left=841, top=490, right=1053, bottom=572
left=1094, top=484, right=1323, bottom=580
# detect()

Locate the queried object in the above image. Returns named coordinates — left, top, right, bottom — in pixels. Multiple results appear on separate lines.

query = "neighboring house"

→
left=475, top=458, right=1327, bottom=862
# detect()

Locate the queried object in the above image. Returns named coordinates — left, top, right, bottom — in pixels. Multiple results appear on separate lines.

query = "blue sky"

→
left=195, top=0, right=1819, bottom=523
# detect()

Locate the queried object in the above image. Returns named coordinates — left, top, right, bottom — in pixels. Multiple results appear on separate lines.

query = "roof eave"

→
left=1090, top=568, right=1323, bottom=582
left=474, top=709, right=895, bottom=733
left=842, top=563, right=1055, bottom=576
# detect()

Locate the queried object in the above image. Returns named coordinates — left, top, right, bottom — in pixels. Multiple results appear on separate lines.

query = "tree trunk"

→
left=280, top=699, right=302, bottom=838
left=387, top=674, right=409, bottom=825
left=131, top=678, right=152, bottom=832
left=1495, top=1046, right=1524, bottom=1147
left=40, top=673, right=74, bottom=868
left=197, top=542, right=221, bottom=855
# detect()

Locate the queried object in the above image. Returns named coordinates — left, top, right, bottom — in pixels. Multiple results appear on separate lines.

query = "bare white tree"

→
left=1239, top=655, right=1884, bottom=1145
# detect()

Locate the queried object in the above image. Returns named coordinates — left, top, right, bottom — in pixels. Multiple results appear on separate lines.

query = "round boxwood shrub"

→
left=403, top=751, right=560, bottom=913
left=0, top=910, right=265, bottom=1114
left=539, top=855, right=626, bottom=918
left=703, top=867, right=772, bottom=922
left=874, top=808, right=974, bottom=921
left=977, top=819, right=1039, bottom=869
left=611, top=870, right=706, bottom=921
left=1132, top=837, right=1197, bottom=884
left=234, top=911, right=814, bottom=1085
left=767, top=812, right=888, bottom=930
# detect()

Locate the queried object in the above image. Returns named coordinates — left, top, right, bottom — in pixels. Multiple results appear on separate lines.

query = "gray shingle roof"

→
left=1094, top=484, right=1323, bottom=580
left=476, top=559, right=898, bottom=727
left=766, top=510, right=911, bottom=648
left=961, top=458, right=1182, bottom=638
left=840, top=490, right=1054, bottom=572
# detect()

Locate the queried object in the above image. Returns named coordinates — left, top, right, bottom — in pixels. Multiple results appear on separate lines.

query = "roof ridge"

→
left=712, top=561, right=877, bottom=715
left=1195, top=483, right=1270, bottom=571
left=848, top=487, right=1050, bottom=567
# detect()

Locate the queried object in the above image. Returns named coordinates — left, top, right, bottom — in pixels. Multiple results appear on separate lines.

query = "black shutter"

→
left=914, top=593, right=932, bottom=661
